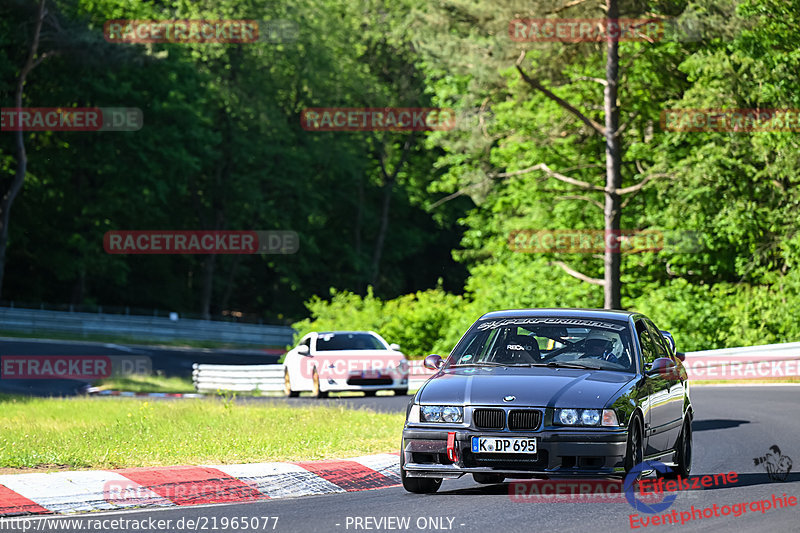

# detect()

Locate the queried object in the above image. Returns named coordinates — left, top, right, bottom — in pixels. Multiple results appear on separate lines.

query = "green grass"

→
left=92, top=374, right=197, bottom=393
left=0, top=396, right=404, bottom=470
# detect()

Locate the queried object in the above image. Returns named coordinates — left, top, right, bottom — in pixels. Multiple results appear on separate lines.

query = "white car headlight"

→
left=442, top=406, right=462, bottom=423
left=558, top=408, right=579, bottom=425
left=581, top=409, right=601, bottom=426
left=556, top=408, right=618, bottom=426
left=420, top=405, right=463, bottom=423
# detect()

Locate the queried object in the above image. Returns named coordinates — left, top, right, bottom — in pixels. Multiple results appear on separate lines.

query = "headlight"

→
left=556, top=408, right=617, bottom=426
left=581, top=409, right=601, bottom=426
left=558, top=408, right=579, bottom=425
left=420, top=405, right=463, bottom=423
left=442, top=406, right=462, bottom=423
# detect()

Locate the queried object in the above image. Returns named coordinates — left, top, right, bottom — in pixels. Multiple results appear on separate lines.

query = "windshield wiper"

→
left=451, top=361, right=506, bottom=367
left=531, top=361, right=603, bottom=370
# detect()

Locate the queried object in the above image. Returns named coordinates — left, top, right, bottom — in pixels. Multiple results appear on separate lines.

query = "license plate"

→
left=471, top=436, right=537, bottom=454
left=361, top=370, right=380, bottom=378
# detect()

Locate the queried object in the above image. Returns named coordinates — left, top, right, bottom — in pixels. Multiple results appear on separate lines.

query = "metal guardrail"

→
left=193, top=364, right=287, bottom=393
left=193, top=342, right=800, bottom=394
left=682, top=341, right=800, bottom=379
left=686, top=341, right=800, bottom=358
left=193, top=361, right=434, bottom=394
left=0, top=306, right=294, bottom=346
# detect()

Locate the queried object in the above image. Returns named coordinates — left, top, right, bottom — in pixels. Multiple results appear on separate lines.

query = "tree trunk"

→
left=369, top=178, right=393, bottom=288
left=603, top=0, right=623, bottom=310
left=219, top=254, right=241, bottom=312
left=199, top=205, right=224, bottom=320
left=0, top=0, right=47, bottom=300
left=355, top=173, right=365, bottom=294
left=200, top=253, right=217, bottom=320
left=368, top=133, right=416, bottom=289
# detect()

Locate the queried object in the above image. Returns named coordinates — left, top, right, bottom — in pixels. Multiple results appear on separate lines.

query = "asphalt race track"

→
left=0, top=338, right=280, bottom=396
left=6, top=386, right=798, bottom=533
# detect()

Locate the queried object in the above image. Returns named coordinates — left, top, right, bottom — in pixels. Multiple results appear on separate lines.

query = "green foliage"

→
left=4, top=0, right=800, bottom=356
left=292, top=286, right=467, bottom=356
left=0, top=0, right=466, bottom=319
left=633, top=268, right=800, bottom=351
left=295, top=0, right=800, bottom=355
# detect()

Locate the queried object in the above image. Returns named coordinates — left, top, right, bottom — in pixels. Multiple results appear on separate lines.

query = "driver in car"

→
left=581, top=331, right=631, bottom=368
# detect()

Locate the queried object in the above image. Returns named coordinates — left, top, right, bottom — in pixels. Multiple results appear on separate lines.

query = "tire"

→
left=401, top=449, right=442, bottom=494
left=395, top=389, right=409, bottom=396
left=473, top=473, right=505, bottom=484
left=663, top=417, right=692, bottom=478
left=310, top=368, right=328, bottom=399
left=284, top=369, right=299, bottom=397
left=624, top=415, right=645, bottom=480
left=364, top=391, right=377, bottom=397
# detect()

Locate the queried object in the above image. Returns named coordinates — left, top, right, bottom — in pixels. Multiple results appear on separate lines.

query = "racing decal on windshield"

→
left=506, top=344, right=533, bottom=351
left=476, top=318, right=626, bottom=332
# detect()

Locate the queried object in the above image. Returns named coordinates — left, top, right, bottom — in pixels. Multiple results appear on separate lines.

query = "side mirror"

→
left=424, top=354, right=444, bottom=370
left=646, top=357, right=679, bottom=380
left=675, top=352, right=685, bottom=362
left=660, top=330, right=676, bottom=355
left=297, top=344, right=310, bottom=356
left=389, top=343, right=401, bottom=351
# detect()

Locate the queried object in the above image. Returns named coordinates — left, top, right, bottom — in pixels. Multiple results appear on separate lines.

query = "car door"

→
left=635, top=319, right=670, bottom=454
left=645, top=320, right=686, bottom=452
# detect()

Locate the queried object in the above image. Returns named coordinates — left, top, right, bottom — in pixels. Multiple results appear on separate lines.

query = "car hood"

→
left=418, top=366, right=634, bottom=408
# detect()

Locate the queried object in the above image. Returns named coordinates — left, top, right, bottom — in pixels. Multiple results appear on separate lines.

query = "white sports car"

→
left=282, top=331, right=409, bottom=398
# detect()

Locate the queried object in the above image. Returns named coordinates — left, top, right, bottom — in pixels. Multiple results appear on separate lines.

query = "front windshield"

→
left=315, top=333, right=386, bottom=351
left=448, top=317, right=635, bottom=372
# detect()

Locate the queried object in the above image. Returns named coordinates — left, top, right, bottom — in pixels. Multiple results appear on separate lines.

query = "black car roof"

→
left=478, top=308, right=636, bottom=321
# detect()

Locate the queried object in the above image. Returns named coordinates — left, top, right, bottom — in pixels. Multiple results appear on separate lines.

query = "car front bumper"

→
left=402, top=427, right=628, bottom=478
left=322, top=376, right=408, bottom=392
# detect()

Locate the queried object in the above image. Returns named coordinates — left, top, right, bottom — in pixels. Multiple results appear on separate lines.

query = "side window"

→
left=635, top=320, right=658, bottom=365
left=645, top=320, right=669, bottom=359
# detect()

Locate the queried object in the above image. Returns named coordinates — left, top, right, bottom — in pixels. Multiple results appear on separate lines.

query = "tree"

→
left=396, top=0, right=703, bottom=309
left=0, top=0, right=52, bottom=299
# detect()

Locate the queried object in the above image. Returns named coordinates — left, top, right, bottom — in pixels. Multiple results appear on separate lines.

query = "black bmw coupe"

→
left=401, top=308, right=692, bottom=493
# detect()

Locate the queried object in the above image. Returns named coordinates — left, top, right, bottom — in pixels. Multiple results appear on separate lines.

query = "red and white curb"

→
left=0, top=453, right=400, bottom=517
